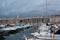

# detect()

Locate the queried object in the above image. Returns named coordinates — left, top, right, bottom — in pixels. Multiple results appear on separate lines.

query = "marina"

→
left=0, top=23, right=33, bottom=36
left=0, top=15, right=60, bottom=40
left=0, top=0, right=60, bottom=40
left=0, top=22, right=60, bottom=40
left=0, top=25, right=38, bottom=40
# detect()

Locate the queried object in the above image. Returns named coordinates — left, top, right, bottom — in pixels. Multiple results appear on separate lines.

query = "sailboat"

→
left=31, top=23, right=60, bottom=40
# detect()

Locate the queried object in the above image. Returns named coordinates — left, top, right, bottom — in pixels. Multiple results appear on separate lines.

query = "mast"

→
left=46, top=0, right=54, bottom=40
left=16, top=15, right=19, bottom=23
left=46, top=0, right=47, bottom=17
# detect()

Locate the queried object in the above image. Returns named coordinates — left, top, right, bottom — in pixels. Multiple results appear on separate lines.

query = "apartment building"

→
left=50, top=15, right=60, bottom=23
left=0, top=16, right=49, bottom=24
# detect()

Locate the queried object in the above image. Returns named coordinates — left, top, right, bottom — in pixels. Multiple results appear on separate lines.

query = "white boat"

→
left=0, top=27, right=18, bottom=31
left=0, top=24, right=32, bottom=31
left=0, top=27, right=10, bottom=36
left=31, top=23, right=60, bottom=40
left=0, top=25, right=5, bottom=27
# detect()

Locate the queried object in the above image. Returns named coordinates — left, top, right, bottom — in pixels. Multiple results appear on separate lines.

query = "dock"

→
left=24, top=35, right=51, bottom=40
left=26, top=38, right=51, bottom=40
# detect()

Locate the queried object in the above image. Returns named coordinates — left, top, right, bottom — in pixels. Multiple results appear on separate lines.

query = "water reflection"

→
left=0, top=36, right=5, bottom=40
left=0, top=26, right=37, bottom=40
left=1, top=26, right=60, bottom=40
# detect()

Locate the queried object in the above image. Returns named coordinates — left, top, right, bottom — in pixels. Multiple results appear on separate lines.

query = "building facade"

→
left=50, top=15, right=60, bottom=23
left=0, top=14, right=60, bottom=24
left=0, top=16, right=50, bottom=24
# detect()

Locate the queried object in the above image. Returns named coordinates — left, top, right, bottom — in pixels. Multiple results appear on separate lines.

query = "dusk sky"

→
left=0, top=0, right=60, bottom=18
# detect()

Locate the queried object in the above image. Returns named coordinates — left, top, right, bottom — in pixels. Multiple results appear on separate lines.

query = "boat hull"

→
left=31, top=32, right=60, bottom=40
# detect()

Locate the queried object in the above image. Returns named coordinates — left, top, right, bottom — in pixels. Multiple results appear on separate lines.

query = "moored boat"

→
left=31, top=23, right=60, bottom=40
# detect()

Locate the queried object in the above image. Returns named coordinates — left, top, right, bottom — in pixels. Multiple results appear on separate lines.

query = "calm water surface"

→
left=0, top=26, right=38, bottom=40
left=0, top=26, right=60, bottom=40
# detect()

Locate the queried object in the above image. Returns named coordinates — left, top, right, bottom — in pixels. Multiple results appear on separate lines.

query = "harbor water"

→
left=0, top=25, right=60, bottom=40
left=0, top=26, right=38, bottom=40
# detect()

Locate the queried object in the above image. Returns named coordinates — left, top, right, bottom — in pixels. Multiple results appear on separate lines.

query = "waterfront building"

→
left=50, top=15, right=60, bottom=23
left=0, top=16, right=49, bottom=24
left=1, top=14, right=60, bottom=24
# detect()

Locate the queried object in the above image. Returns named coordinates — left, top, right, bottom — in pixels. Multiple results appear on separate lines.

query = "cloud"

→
left=0, top=0, right=60, bottom=17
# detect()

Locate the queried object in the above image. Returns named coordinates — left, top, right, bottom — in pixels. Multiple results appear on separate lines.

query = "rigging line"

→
left=46, top=0, right=47, bottom=17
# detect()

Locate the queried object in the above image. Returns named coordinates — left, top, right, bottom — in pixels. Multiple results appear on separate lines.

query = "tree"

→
left=20, top=20, right=23, bottom=23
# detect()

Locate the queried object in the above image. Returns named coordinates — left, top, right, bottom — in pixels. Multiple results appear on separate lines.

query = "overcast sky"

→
left=0, top=0, right=60, bottom=18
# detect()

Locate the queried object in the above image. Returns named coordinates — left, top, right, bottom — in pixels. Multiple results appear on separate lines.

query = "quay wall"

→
left=0, top=15, right=60, bottom=24
left=0, top=17, right=49, bottom=24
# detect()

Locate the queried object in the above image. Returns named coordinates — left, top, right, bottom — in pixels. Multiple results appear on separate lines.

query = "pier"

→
left=27, top=38, right=51, bottom=40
